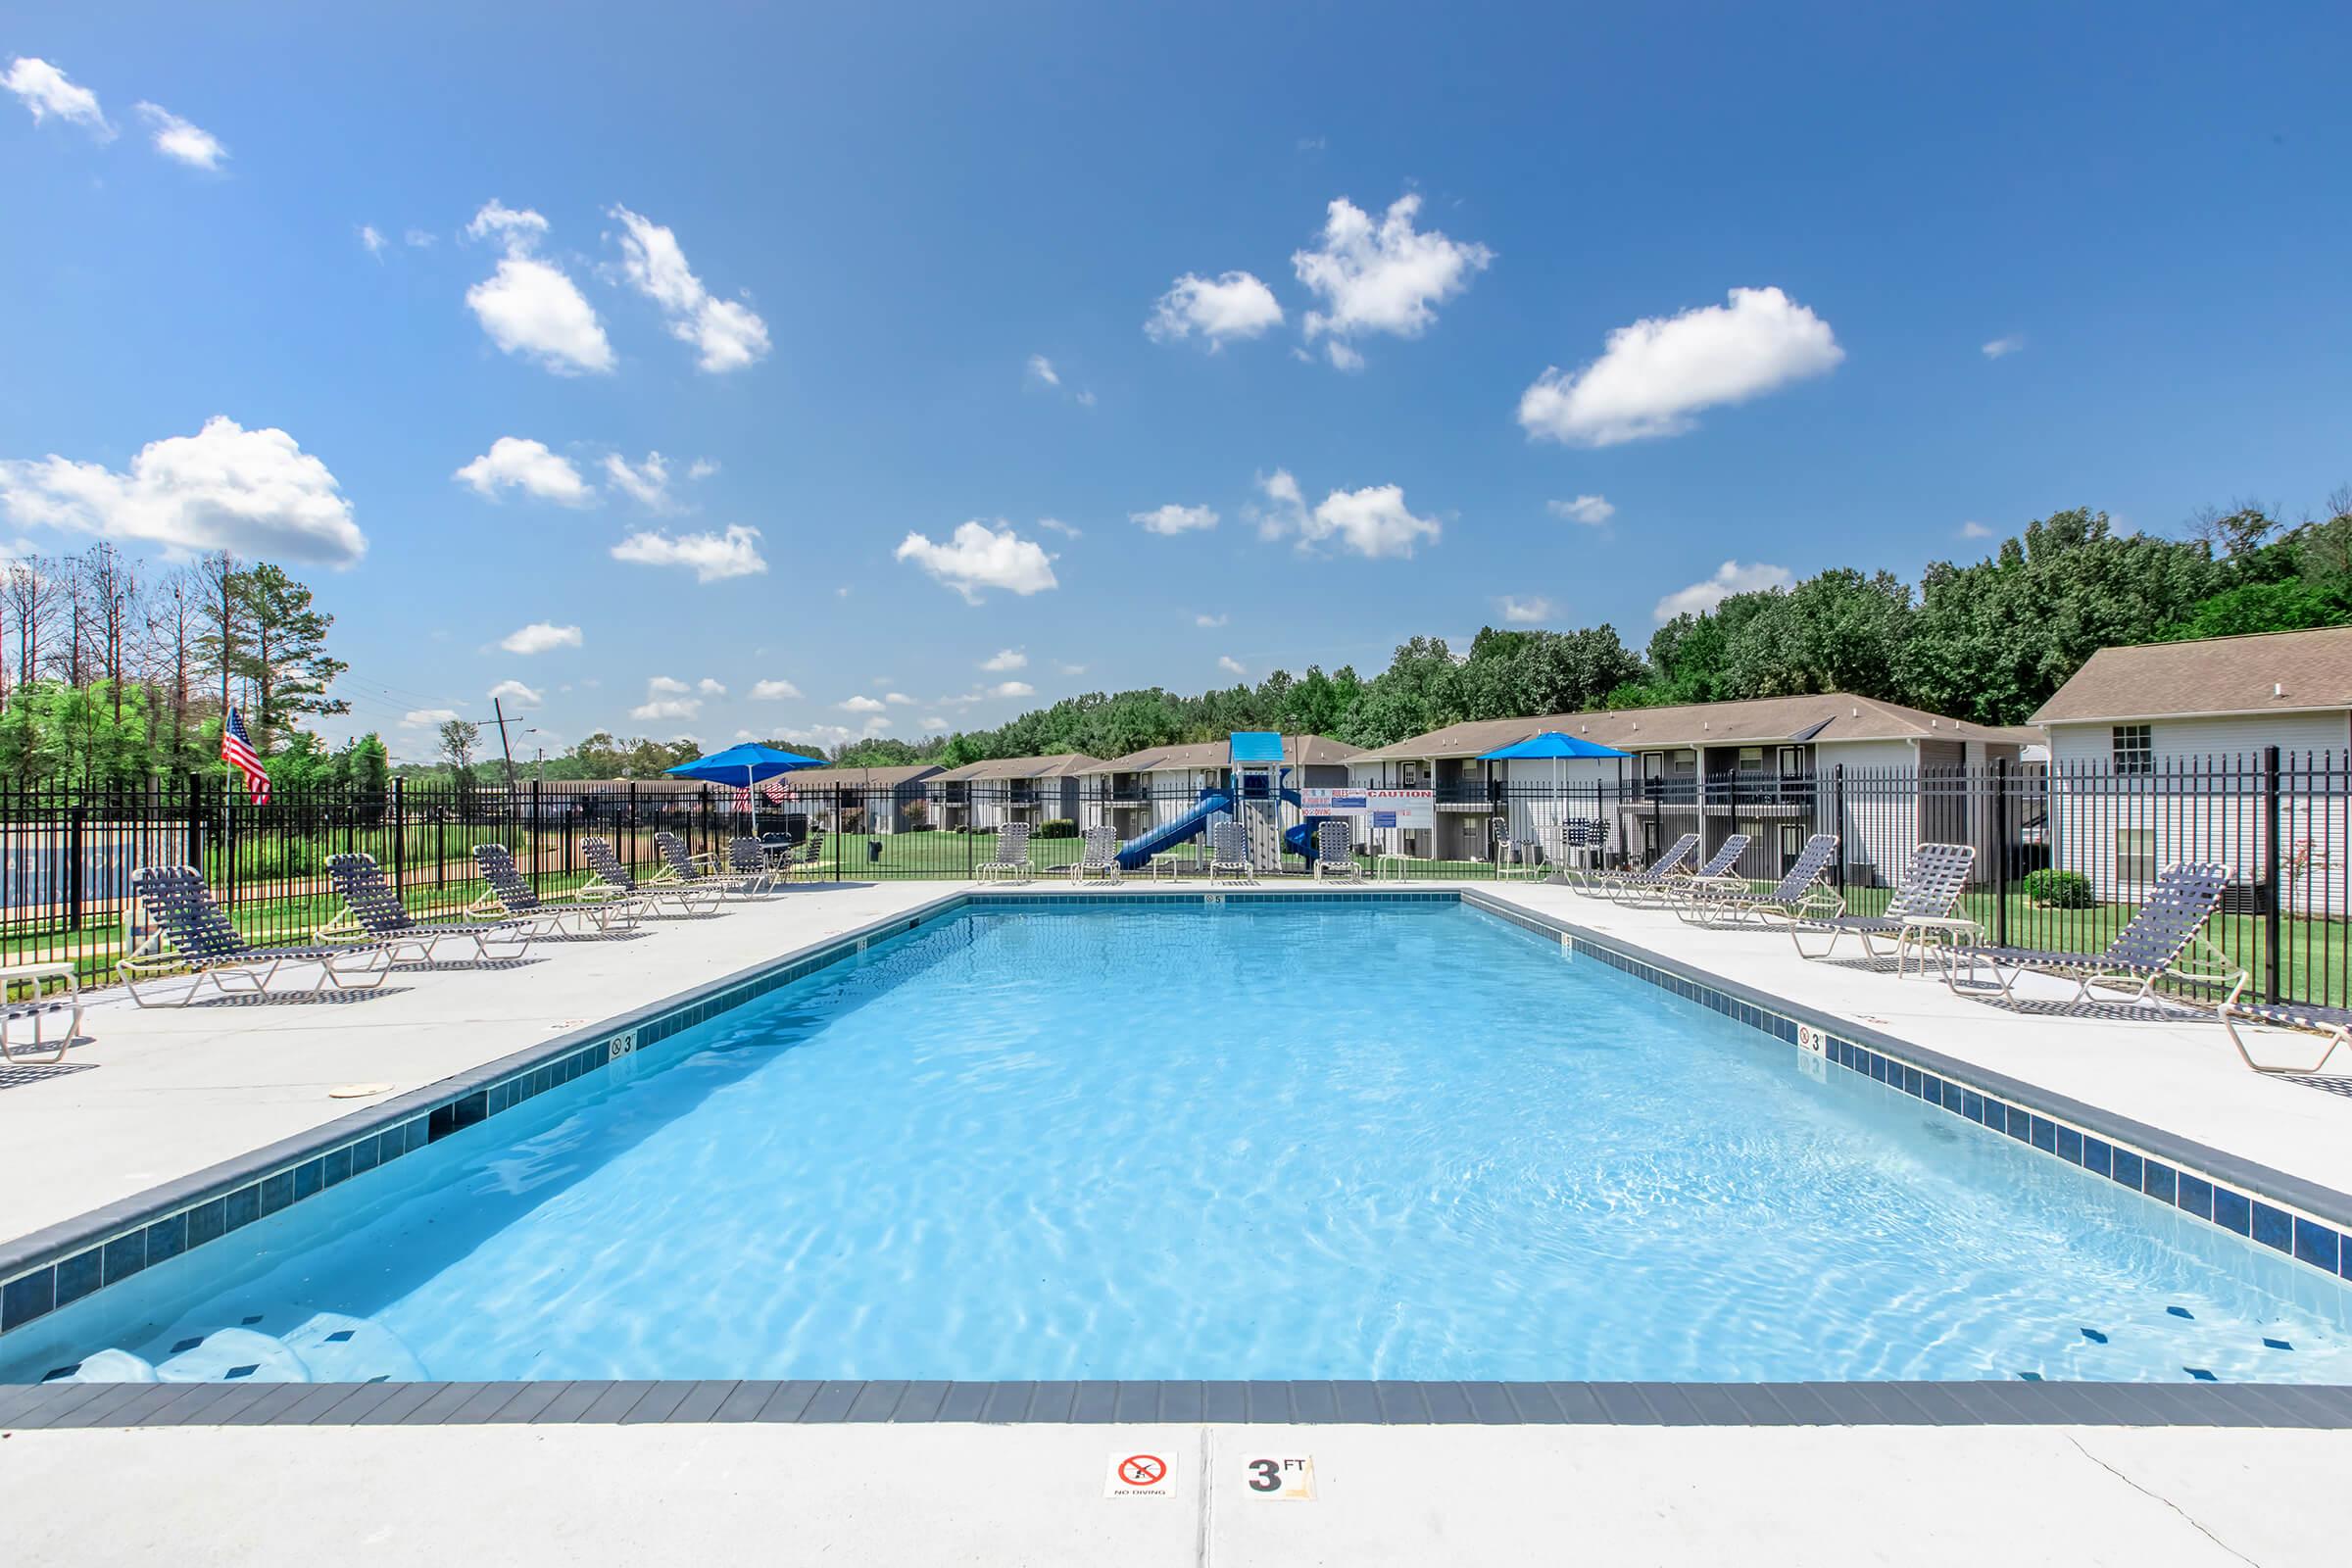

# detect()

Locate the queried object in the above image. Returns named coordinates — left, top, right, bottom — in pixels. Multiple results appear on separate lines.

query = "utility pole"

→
left=491, top=698, right=520, bottom=796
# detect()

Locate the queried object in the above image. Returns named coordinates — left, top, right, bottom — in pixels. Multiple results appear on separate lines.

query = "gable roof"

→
left=1348, top=692, right=2028, bottom=763
left=926, top=752, right=1103, bottom=783
left=784, top=764, right=942, bottom=789
left=1085, top=734, right=1364, bottom=773
left=2032, top=626, right=2352, bottom=725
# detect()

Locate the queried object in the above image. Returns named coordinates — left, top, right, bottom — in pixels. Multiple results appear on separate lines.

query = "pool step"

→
left=104, top=1312, right=429, bottom=1385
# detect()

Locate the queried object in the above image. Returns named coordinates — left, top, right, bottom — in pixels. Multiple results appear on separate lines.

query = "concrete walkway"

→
left=6, top=1419, right=2344, bottom=1565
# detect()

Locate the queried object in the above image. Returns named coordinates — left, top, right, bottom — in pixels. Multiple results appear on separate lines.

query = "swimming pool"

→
left=7, top=901, right=2351, bottom=1387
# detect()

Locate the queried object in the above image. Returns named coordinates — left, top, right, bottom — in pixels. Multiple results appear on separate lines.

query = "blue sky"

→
left=4, top=2, right=2349, bottom=760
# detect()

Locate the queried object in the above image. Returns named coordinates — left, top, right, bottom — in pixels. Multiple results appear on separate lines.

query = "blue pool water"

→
left=11, top=904, right=2352, bottom=1385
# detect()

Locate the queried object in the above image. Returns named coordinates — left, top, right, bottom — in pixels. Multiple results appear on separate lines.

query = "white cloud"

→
left=359, top=224, right=387, bottom=258
left=920, top=715, right=949, bottom=732
left=1293, top=194, right=1492, bottom=364
left=1247, top=467, right=1307, bottom=541
left=697, top=677, right=725, bottom=696
left=487, top=678, right=543, bottom=706
left=1959, top=520, right=1995, bottom=539
left=884, top=691, right=914, bottom=705
left=1056, top=662, right=1086, bottom=675
left=1026, top=354, right=1060, bottom=386
left=401, top=708, right=461, bottom=728
left=1518, top=285, right=1842, bottom=447
left=1324, top=341, right=1365, bottom=372
left=779, top=722, right=854, bottom=752
left=1499, top=595, right=1551, bottom=624
left=991, top=680, right=1035, bottom=698
left=3, top=58, right=111, bottom=138
left=453, top=437, right=593, bottom=505
left=1195, top=612, right=1228, bottom=628
left=1290, top=483, right=1441, bottom=560
left=1652, top=561, right=1794, bottom=621
left=0, top=416, right=366, bottom=565
left=895, top=519, right=1058, bottom=602
left=687, top=458, right=719, bottom=480
left=1982, top=335, right=2026, bottom=360
left=1076, top=390, right=1097, bottom=408
left=838, top=695, right=886, bottom=713
left=602, top=451, right=672, bottom=512
left=750, top=678, right=803, bottom=700
left=611, top=524, right=767, bottom=582
left=609, top=205, right=770, bottom=373
left=134, top=102, right=226, bottom=170
left=1548, top=494, right=1615, bottom=526
left=464, top=200, right=613, bottom=376
left=1145, top=270, right=1284, bottom=347
left=631, top=674, right=702, bottom=721
left=404, top=228, right=436, bottom=249
left=979, top=648, right=1027, bottom=672
left=1217, top=656, right=1248, bottom=676
left=1131, top=503, right=1218, bottom=536
left=1036, top=516, right=1082, bottom=537
left=499, top=621, right=582, bottom=656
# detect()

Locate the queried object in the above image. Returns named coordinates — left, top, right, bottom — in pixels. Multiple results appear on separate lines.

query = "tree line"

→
left=810, top=496, right=2352, bottom=769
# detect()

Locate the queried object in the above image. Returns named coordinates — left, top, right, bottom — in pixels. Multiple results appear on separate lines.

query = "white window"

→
left=2112, top=724, right=2153, bottom=775
left=2116, top=827, right=2157, bottom=885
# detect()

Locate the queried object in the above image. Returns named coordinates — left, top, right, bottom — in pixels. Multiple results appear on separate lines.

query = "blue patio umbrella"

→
left=1478, top=731, right=1632, bottom=861
left=664, top=742, right=827, bottom=815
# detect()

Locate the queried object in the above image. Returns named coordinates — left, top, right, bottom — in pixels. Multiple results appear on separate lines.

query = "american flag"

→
left=220, top=708, right=270, bottom=806
left=761, top=778, right=791, bottom=806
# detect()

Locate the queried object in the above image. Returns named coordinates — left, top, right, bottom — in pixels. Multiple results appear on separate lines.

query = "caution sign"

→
left=1104, top=1451, right=1174, bottom=1498
left=1241, top=1454, right=1317, bottom=1500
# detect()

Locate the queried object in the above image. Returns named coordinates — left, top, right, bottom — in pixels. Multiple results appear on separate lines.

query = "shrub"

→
left=1034, top=817, right=1079, bottom=840
left=2022, top=868, right=2094, bottom=908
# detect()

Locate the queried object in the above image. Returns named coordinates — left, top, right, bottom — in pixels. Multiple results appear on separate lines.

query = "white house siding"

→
left=1811, top=739, right=1923, bottom=888
left=2043, top=712, right=2352, bottom=912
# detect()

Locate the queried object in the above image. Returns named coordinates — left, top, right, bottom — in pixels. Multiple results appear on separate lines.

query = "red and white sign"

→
left=1301, top=788, right=1435, bottom=830
left=1104, top=1451, right=1174, bottom=1498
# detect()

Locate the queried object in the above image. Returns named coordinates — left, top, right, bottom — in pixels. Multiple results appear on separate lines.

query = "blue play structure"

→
left=1109, top=733, right=1339, bottom=871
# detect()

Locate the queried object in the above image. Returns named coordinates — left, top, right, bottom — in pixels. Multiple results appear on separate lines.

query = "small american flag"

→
left=761, top=778, right=790, bottom=806
left=220, top=708, right=270, bottom=806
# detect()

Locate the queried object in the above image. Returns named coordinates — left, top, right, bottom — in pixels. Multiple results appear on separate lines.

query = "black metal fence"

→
left=4, top=752, right=2348, bottom=1005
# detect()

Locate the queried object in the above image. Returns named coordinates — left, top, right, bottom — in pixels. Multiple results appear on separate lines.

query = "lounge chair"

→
left=1659, top=834, right=1752, bottom=905
left=726, top=838, right=779, bottom=896
left=2217, top=997, right=2352, bottom=1075
left=580, top=837, right=721, bottom=915
left=323, top=853, right=542, bottom=964
left=652, top=831, right=758, bottom=899
left=120, top=864, right=392, bottom=1007
left=1313, top=818, right=1365, bottom=883
left=469, top=844, right=640, bottom=936
left=975, top=821, right=1033, bottom=883
left=780, top=830, right=827, bottom=882
left=1789, top=842, right=1976, bottom=962
left=1590, top=832, right=1699, bottom=899
left=1947, top=860, right=2245, bottom=1010
left=1069, top=825, right=1124, bottom=885
left=0, top=961, right=81, bottom=1064
left=1208, top=818, right=1254, bottom=885
left=1677, top=833, right=1840, bottom=925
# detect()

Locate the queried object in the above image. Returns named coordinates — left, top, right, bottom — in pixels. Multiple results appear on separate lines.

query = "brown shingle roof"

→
left=2031, top=627, right=2352, bottom=725
left=784, top=764, right=942, bottom=789
left=1348, top=692, right=2024, bottom=762
left=1085, top=734, right=1364, bottom=773
left=926, top=752, right=1104, bottom=783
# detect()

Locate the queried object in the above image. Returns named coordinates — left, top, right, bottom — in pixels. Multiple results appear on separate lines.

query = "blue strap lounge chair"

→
left=121, top=865, right=392, bottom=1006
left=1946, top=860, right=2244, bottom=1009
left=324, top=853, right=543, bottom=965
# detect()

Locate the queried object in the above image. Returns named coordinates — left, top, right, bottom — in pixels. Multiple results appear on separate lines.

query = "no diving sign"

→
left=1104, top=1451, right=1173, bottom=1498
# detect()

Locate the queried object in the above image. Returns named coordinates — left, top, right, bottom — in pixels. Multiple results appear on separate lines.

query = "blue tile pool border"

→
left=5, top=883, right=2351, bottom=1427
left=1458, top=890, right=2352, bottom=1291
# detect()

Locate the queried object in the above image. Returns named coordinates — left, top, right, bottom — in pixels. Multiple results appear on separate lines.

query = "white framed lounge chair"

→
left=1678, top=833, right=1840, bottom=926
left=1789, top=842, right=1976, bottom=962
left=652, top=831, right=761, bottom=899
left=975, top=821, right=1033, bottom=883
left=2217, top=997, right=2352, bottom=1076
left=322, top=852, right=546, bottom=964
left=1069, top=825, right=1124, bottom=884
left=1660, top=834, right=1752, bottom=906
left=0, top=961, right=82, bottom=1063
left=469, top=844, right=640, bottom=936
left=1592, top=832, right=1700, bottom=900
left=581, top=838, right=722, bottom=916
left=1208, top=818, right=1254, bottom=885
left=121, top=865, right=393, bottom=1007
left=1946, top=860, right=2244, bottom=1010
left=1313, top=819, right=1364, bottom=882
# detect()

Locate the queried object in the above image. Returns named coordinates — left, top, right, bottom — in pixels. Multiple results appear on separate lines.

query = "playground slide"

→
left=1112, top=789, right=1234, bottom=870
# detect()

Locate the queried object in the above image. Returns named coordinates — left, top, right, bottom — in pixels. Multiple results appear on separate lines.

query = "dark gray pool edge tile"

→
left=11, top=1378, right=2352, bottom=1428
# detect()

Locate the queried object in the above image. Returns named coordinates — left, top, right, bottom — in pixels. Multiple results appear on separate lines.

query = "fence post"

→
left=2263, top=743, right=2282, bottom=1004
left=183, top=770, right=202, bottom=870
left=627, top=781, right=639, bottom=873
left=1991, top=759, right=2009, bottom=948
left=66, top=801, right=83, bottom=931
left=391, top=777, right=406, bottom=899
left=1832, top=764, right=1847, bottom=892
left=530, top=776, right=543, bottom=893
